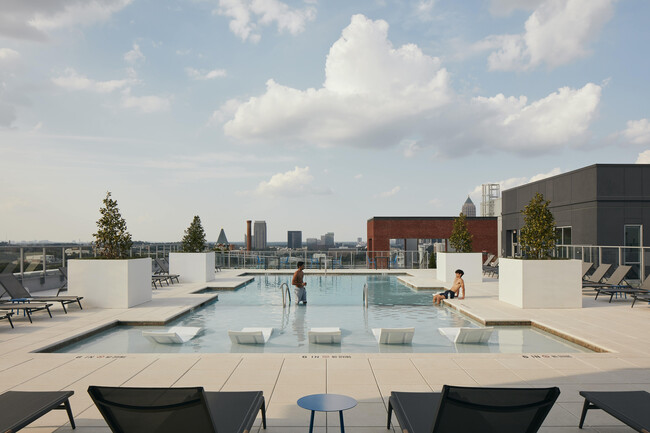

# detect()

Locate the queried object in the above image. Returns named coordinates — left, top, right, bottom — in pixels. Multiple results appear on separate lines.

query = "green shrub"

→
left=520, top=193, right=556, bottom=259
left=449, top=212, right=473, bottom=253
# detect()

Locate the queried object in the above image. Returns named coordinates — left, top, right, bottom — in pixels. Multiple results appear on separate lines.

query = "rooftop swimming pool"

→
left=54, top=275, right=591, bottom=354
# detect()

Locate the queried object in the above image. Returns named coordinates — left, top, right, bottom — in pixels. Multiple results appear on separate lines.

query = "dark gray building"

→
left=287, top=231, right=302, bottom=249
left=502, top=164, right=650, bottom=278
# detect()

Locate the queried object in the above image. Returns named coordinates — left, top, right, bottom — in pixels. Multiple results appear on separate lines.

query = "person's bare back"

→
left=433, top=269, right=466, bottom=305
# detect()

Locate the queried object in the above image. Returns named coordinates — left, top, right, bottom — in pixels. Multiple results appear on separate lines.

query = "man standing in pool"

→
left=292, top=261, right=307, bottom=305
left=433, top=269, right=465, bottom=305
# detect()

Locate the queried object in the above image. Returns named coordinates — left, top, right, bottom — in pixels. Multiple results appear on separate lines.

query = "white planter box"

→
left=169, top=252, right=215, bottom=283
left=436, top=252, right=483, bottom=283
left=498, top=258, right=582, bottom=309
left=67, top=258, right=152, bottom=309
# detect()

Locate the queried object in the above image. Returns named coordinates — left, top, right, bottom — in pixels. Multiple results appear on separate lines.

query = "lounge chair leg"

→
left=631, top=297, right=636, bottom=308
left=45, top=305, right=52, bottom=318
left=594, top=290, right=600, bottom=300
left=609, top=293, right=614, bottom=303
left=61, top=302, right=67, bottom=314
left=62, top=399, right=76, bottom=429
left=77, top=299, right=83, bottom=309
left=260, top=398, right=267, bottom=429
left=386, top=399, right=393, bottom=429
left=7, top=315, right=14, bottom=328
left=579, top=399, right=594, bottom=429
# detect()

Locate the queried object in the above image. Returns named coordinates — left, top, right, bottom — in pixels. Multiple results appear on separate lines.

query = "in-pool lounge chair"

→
left=439, top=327, right=494, bottom=344
left=228, top=327, right=273, bottom=344
left=372, top=327, right=414, bottom=344
left=0, top=390, right=75, bottom=432
left=88, top=386, right=266, bottom=433
left=308, top=327, right=341, bottom=344
left=582, top=263, right=612, bottom=286
left=578, top=390, right=650, bottom=431
left=387, top=385, right=560, bottom=433
left=0, top=273, right=83, bottom=313
left=0, top=310, right=14, bottom=328
left=143, top=326, right=202, bottom=344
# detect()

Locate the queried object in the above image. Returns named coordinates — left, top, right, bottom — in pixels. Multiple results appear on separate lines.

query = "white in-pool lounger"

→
left=142, top=326, right=202, bottom=344
left=372, top=327, right=415, bottom=344
left=228, top=327, right=274, bottom=344
left=308, top=327, right=341, bottom=344
left=439, top=327, right=494, bottom=344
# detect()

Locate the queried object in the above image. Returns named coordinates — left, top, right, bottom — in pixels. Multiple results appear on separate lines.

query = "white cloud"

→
left=224, top=14, right=451, bottom=148
left=622, top=118, right=650, bottom=145
left=470, top=167, right=562, bottom=200
left=0, top=48, right=20, bottom=62
left=375, top=186, right=401, bottom=198
left=124, top=43, right=144, bottom=64
left=215, top=0, right=316, bottom=42
left=255, top=166, right=330, bottom=197
left=221, top=14, right=601, bottom=156
left=484, top=0, right=616, bottom=71
left=636, top=150, right=650, bottom=164
left=489, top=0, right=545, bottom=15
left=0, top=0, right=133, bottom=41
left=121, top=90, right=171, bottom=113
left=186, top=67, right=227, bottom=80
left=354, top=174, right=363, bottom=179
left=52, top=68, right=130, bottom=93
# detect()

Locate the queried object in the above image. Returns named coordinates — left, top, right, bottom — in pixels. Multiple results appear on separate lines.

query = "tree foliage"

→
left=449, top=212, right=473, bottom=253
left=93, top=191, right=133, bottom=259
left=519, top=192, right=556, bottom=259
left=182, top=215, right=207, bottom=252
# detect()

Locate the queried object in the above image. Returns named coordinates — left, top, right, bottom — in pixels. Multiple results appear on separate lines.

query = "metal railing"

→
left=552, top=244, right=649, bottom=281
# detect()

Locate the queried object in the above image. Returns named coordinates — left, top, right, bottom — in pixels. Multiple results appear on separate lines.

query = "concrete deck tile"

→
left=326, top=402, right=388, bottom=427
left=559, top=402, right=626, bottom=428
left=327, top=367, right=376, bottom=385
left=417, top=368, right=479, bottom=386
left=266, top=402, right=327, bottom=426
left=326, top=384, right=383, bottom=403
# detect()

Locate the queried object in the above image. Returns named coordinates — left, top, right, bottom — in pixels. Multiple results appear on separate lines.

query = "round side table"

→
left=297, top=393, right=357, bottom=433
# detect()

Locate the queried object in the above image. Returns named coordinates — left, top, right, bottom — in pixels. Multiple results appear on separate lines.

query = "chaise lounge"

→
left=579, top=390, right=650, bottom=431
left=0, top=390, right=75, bottom=432
left=0, top=310, right=14, bottom=328
left=0, top=273, right=83, bottom=313
left=88, top=386, right=266, bottom=433
left=372, top=327, right=415, bottom=344
left=387, top=385, right=560, bottom=433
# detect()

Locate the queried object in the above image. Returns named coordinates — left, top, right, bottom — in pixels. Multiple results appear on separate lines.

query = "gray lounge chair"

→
left=0, top=273, right=83, bottom=313
left=56, top=266, right=68, bottom=296
left=0, top=390, right=75, bottom=432
left=88, top=386, right=266, bottom=433
left=579, top=390, right=650, bottom=431
left=629, top=277, right=650, bottom=307
left=0, top=310, right=13, bottom=328
left=0, top=300, right=52, bottom=323
left=581, top=262, right=593, bottom=279
left=154, top=258, right=180, bottom=283
left=387, top=385, right=560, bottom=433
left=582, top=263, right=612, bottom=286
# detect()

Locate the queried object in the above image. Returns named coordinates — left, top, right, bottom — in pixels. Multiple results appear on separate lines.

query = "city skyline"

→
left=1, top=1, right=649, bottom=243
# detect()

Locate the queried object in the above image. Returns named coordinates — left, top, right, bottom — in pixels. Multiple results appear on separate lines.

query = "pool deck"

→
left=1, top=269, right=649, bottom=432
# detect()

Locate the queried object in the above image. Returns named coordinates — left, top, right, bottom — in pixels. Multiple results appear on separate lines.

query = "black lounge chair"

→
left=0, top=310, right=14, bottom=328
left=579, top=390, right=650, bottom=431
left=0, top=390, right=75, bottom=432
left=88, top=386, right=266, bottom=433
left=57, top=266, right=68, bottom=296
left=632, top=292, right=650, bottom=307
left=153, top=258, right=180, bottom=284
left=0, top=301, right=52, bottom=323
left=582, top=263, right=612, bottom=287
left=387, top=385, right=560, bottom=433
left=0, top=273, right=83, bottom=313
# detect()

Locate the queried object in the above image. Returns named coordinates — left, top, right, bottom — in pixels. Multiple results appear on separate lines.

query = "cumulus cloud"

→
left=186, top=67, right=227, bottom=80
left=255, top=166, right=330, bottom=197
left=220, top=14, right=601, bottom=156
left=484, top=0, right=616, bottom=71
left=375, top=186, right=401, bottom=198
left=489, top=0, right=545, bottom=15
left=470, top=167, right=562, bottom=200
left=215, top=0, right=316, bottom=42
left=0, top=0, right=133, bottom=41
left=124, top=43, right=144, bottom=64
left=636, top=150, right=650, bottom=164
left=52, top=68, right=130, bottom=93
left=622, top=118, right=650, bottom=145
left=224, top=14, right=451, bottom=148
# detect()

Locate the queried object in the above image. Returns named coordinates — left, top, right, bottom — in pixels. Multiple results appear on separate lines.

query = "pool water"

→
left=55, top=275, right=591, bottom=354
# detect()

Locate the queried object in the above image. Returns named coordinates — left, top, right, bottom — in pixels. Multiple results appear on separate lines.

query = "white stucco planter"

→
left=67, top=258, right=152, bottom=309
left=436, top=252, right=483, bottom=283
left=169, top=252, right=215, bottom=283
left=498, top=258, right=582, bottom=309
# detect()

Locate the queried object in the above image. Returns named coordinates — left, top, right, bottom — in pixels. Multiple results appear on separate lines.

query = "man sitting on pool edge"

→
left=292, top=261, right=307, bottom=305
left=433, top=269, right=465, bottom=305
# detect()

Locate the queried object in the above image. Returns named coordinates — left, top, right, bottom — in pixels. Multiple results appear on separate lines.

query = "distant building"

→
left=320, top=232, right=334, bottom=248
left=216, top=228, right=229, bottom=246
left=306, top=238, right=318, bottom=249
left=462, top=196, right=476, bottom=217
left=287, top=231, right=302, bottom=249
left=253, top=221, right=267, bottom=250
left=481, top=184, right=500, bottom=217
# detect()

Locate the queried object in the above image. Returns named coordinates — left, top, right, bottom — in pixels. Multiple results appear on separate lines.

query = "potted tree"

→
left=169, top=216, right=215, bottom=283
left=437, top=213, right=483, bottom=282
left=68, top=192, right=151, bottom=308
left=499, top=193, right=582, bottom=308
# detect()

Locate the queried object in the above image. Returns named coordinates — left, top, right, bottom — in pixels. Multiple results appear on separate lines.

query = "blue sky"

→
left=1, top=0, right=649, bottom=243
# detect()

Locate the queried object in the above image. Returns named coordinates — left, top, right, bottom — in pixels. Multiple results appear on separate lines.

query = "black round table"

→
left=297, top=393, right=357, bottom=433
